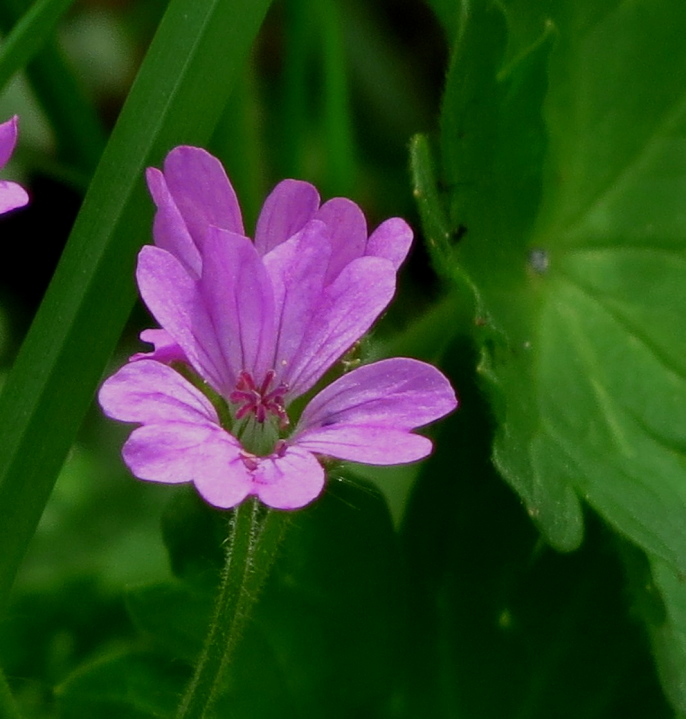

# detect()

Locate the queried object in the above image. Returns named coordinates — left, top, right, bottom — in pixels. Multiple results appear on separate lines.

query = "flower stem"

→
left=176, top=498, right=290, bottom=718
left=0, top=668, right=21, bottom=719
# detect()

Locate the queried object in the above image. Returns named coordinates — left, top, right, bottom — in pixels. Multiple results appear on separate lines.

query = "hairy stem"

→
left=176, top=499, right=290, bottom=718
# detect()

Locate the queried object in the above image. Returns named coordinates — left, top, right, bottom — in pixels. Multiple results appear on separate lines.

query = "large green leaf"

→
left=440, top=0, right=686, bottom=567
left=0, top=0, right=273, bottom=613
left=435, top=0, right=686, bottom=709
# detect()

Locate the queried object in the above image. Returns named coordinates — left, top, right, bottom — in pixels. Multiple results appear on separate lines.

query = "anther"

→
left=229, top=370, right=290, bottom=425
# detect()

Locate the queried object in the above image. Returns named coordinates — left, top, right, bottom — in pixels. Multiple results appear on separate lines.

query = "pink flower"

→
left=0, top=116, right=28, bottom=214
left=99, top=147, right=457, bottom=510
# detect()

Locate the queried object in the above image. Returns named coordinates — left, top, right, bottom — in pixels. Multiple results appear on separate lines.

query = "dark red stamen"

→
left=229, top=369, right=289, bottom=426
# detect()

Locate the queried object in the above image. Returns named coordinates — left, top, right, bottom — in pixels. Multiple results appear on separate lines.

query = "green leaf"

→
left=0, top=670, right=20, bottom=719
left=437, top=0, right=582, bottom=550
left=229, top=480, right=404, bottom=718
left=0, top=0, right=106, bottom=172
left=649, top=557, right=686, bottom=714
left=622, top=543, right=686, bottom=716
left=409, top=133, right=457, bottom=278
left=438, top=0, right=686, bottom=570
left=57, top=652, right=189, bottom=719
left=0, top=0, right=273, bottom=613
left=115, top=482, right=403, bottom=718
left=127, top=580, right=213, bottom=665
left=422, top=0, right=463, bottom=40
left=0, top=0, right=77, bottom=96
left=401, top=338, right=670, bottom=718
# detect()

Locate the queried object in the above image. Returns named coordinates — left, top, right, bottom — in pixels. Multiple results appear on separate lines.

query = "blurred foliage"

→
left=0, top=0, right=685, bottom=717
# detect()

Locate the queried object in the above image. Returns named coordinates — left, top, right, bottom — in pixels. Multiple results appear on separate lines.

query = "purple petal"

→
left=201, top=227, right=277, bottom=384
left=296, top=357, right=458, bottom=431
left=365, top=217, right=413, bottom=270
left=252, top=445, right=325, bottom=509
left=162, top=146, right=244, bottom=243
left=129, top=329, right=188, bottom=364
left=0, top=116, right=18, bottom=169
left=0, top=180, right=28, bottom=214
left=123, top=423, right=253, bottom=509
left=315, top=198, right=367, bottom=283
left=262, top=219, right=331, bottom=376
left=98, top=359, right=219, bottom=426
left=146, top=167, right=201, bottom=277
left=254, top=179, right=320, bottom=256
left=136, top=245, right=232, bottom=394
left=292, top=358, right=456, bottom=465
left=295, top=425, right=433, bottom=464
left=284, top=256, right=397, bottom=399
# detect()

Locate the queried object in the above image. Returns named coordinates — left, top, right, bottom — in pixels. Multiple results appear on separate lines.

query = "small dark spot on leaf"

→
left=453, top=224, right=468, bottom=243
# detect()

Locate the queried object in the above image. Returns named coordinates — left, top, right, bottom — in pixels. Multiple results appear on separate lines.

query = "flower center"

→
left=229, top=369, right=289, bottom=427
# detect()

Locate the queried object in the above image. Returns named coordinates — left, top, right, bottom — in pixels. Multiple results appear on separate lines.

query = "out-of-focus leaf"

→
left=57, top=652, right=188, bottom=719
left=0, top=0, right=77, bottom=96
left=0, top=0, right=273, bottom=613
left=622, top=544, right=686, bottom=716
left=422, top=0, right=462, bottom=40
left=0, top=0, right=106, bottom=171
left=96, top=481, right=404, bottom=717
left=127, top=580, right=212, bottom=665
left=0, top=670, right=20, bottom=719
left=1, top=576, right=133, bottom=717
left=401, top=337, right=671, bottom=718
left=226, top=480, right=404, bottom=718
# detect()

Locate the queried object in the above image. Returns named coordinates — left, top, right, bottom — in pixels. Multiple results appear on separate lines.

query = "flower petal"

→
left=0, top=180, right=28, bottom=214
left=98, top=359, right=219, bottom=426
left=296, top=357, right=458, bottom=431
left=0, top=116, right=18, bottom=169
left=146, top=167, right=201, bottom=277
left=262, top=219, right=331, bottom=376
left=162, top=146, right=244, bottom=241
left=295, top=425, right=433, bottom=464
left=284, top=256, right=397, bottom=399
left=254, top=179, right=320, bottom=256
left=200, top=227, right=276, bottom=384
left=136, top=245, right=232, bottom=394
left=315, top=198, right=367, bottom=282
left=292, top=358, right=457, bottom=465
left=129, top=328, right=188, bottom=364
left=365, top=217, right=413, bottom=270
left=252, top=445, right=325, bottom=509
left=123, top=423, right=253, bottom=509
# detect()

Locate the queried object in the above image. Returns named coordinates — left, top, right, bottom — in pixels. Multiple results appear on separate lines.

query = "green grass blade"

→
left=0, top=0, right=273, bottom=613
left=0, top=0, right=77, bottom=95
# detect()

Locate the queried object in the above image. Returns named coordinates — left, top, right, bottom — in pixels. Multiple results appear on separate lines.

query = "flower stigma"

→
left=229, top=369, right=289, bottom=425
left=229, top=370, right=289, bottom=456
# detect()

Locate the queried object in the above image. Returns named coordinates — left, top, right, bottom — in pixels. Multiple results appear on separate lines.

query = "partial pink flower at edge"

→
left=0, top=116, right=28, bottom=215
left=99, top=146, right=457, bottom=511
